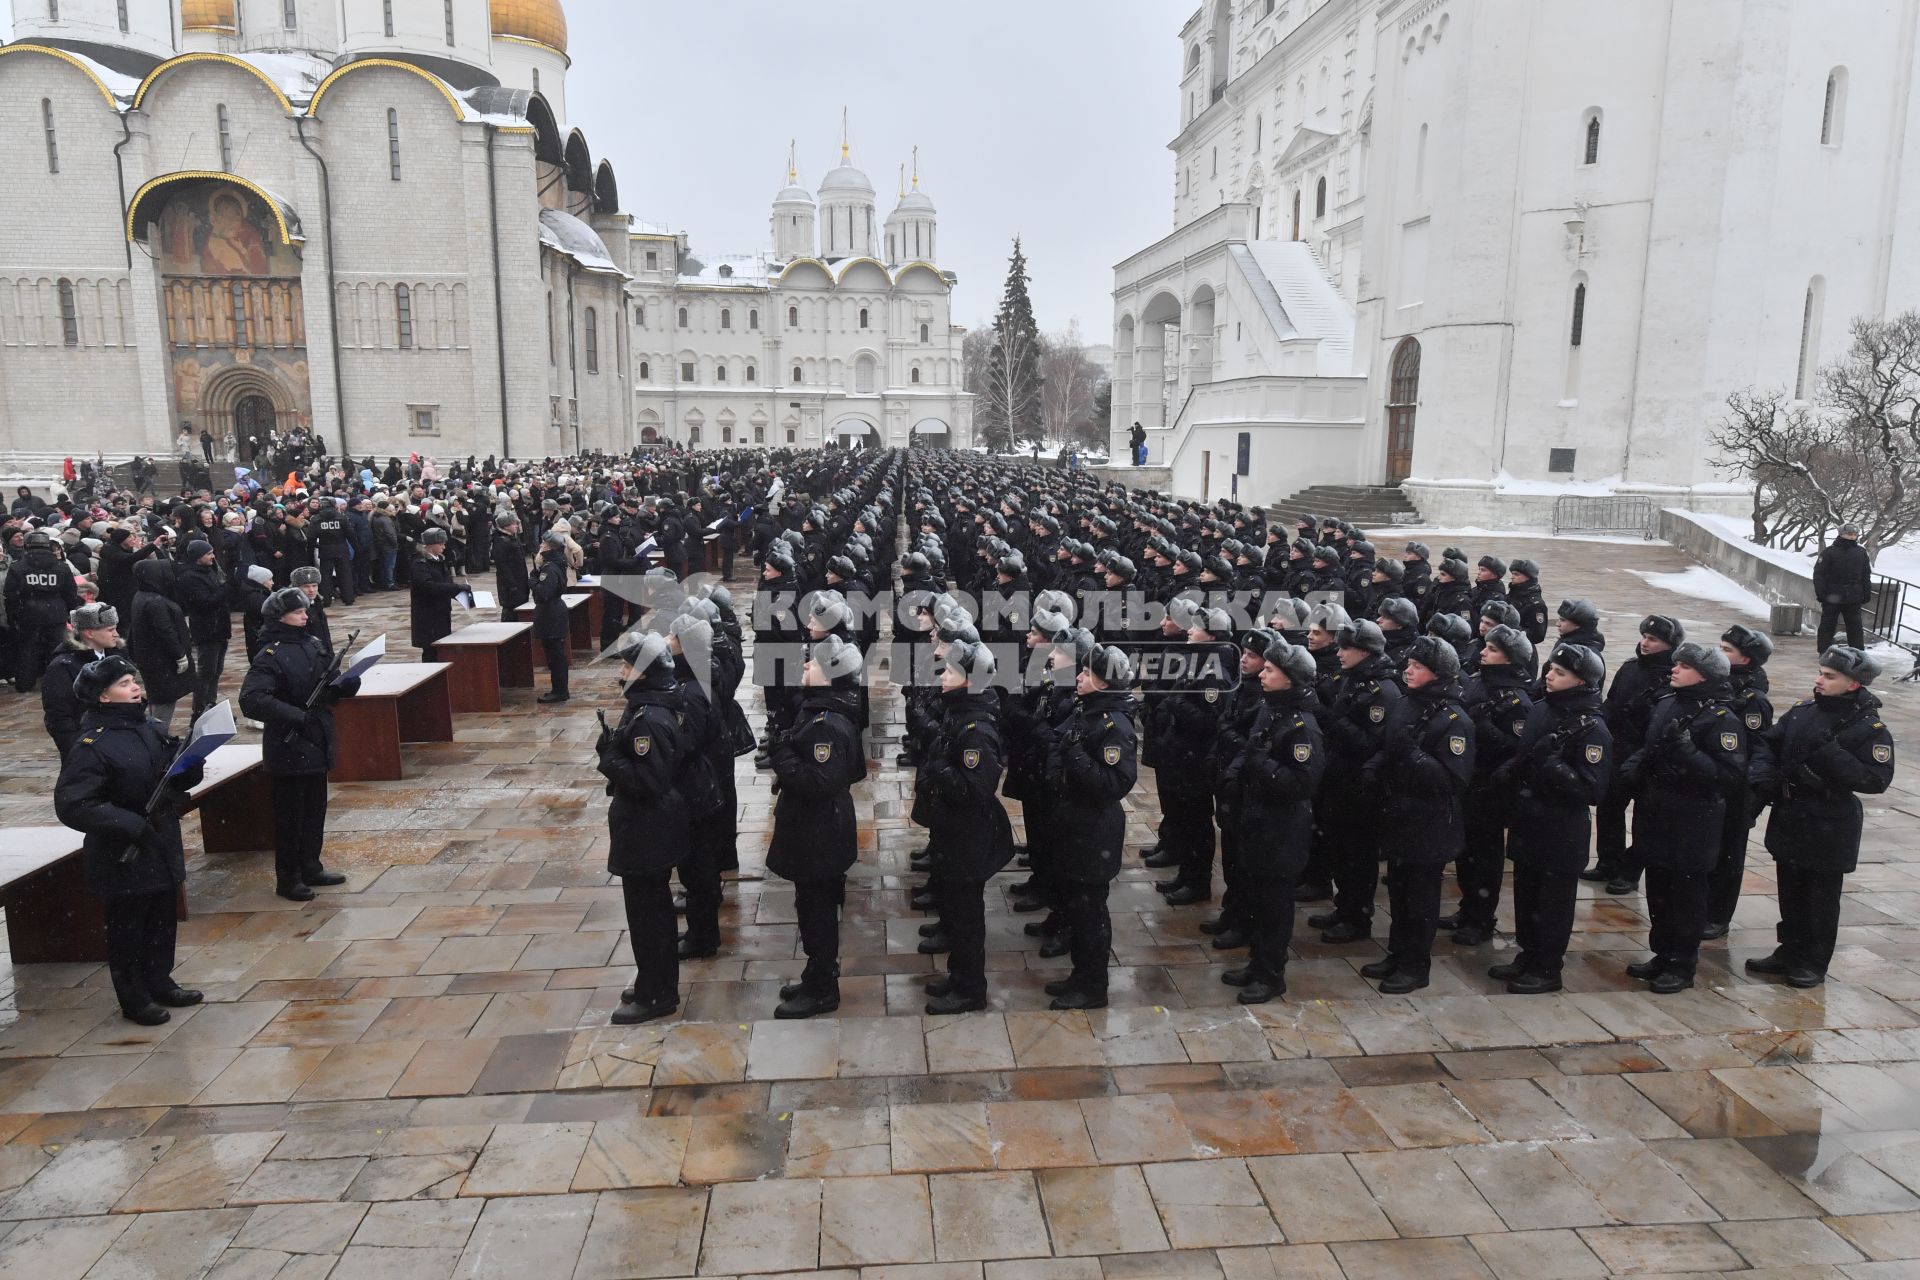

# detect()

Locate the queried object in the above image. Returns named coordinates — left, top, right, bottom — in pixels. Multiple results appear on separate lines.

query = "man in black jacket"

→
left=409, top=528, right=468, bottom=661
left=175, top=539, right=232, bottom=719
left=6, top=529, right=81, bottom=692
left=43, top=603, right=124, bottom=758
left=1813, top=524, right=1873, bottom=650
left=492, top=513, right=531, bottom=622
left=531, top=533, right=571, bottom=703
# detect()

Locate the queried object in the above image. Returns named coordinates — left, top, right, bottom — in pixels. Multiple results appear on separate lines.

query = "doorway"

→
left=1385, top=337, right=1420, bottom=484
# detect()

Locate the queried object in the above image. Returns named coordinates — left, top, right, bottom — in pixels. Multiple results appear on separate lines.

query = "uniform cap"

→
left=1557, top=597, right=1600, bottom=627
left=812, top=633, right=865, bottom=683
left=1672, top=640, right=1731, bottom=681
left=73, top=653, right=140, bottom=703
left=1640, top=614, right=1685, bottom=646
left=1480, top=598, right=1522, bottom=629
left=1720, top=623, right=1774, bottom=664
left=262, top=586, right=308, bottom=622
left=1425, top=611, right=1472, bottom=645
left=1306, top=601, right=1351, bottom=633
left=1509, top=558, right=1541, bottom=580
left=70, top=602, right=118, bottom=632
left=185, top=539, right=212, bottom=560
left=612, top=630, right=673, bottom=674
left=290, top=566, right=321, bottom=587
left=1268, top=596, right=1312, bottom=631
left=1260, top=638, right=1318, bottom=687
left=421, top=527, right=449, bottom=545
left=1549, top=642, right=1605, bottom=685
left=1193, top=605, right=1233, bottom=637
left=1406, top=634, right=1462, bottom=682
left=1336, top=619, right=1387, bottom=654
left=1483, top=623, right=1534, bottom=668
left=1820, top=644, right=1881, bottom=685
left=1083, top=643, right=1133, bottom=687
left=944, top=638, right=998, bottom=683
left=1377, top=597, right=1419, bottom=630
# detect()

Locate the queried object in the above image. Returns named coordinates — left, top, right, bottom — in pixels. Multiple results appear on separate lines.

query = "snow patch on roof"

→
left=679, top=252, right=771, bottom=287
left=539, top=208, right=624, bottom=276
left=236, top=50, right=332, bottom=107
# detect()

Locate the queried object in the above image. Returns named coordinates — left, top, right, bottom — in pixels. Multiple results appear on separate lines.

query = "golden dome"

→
left=181, top=0, right=237, bottom=32
left=490, top=0, right=568, bottom=55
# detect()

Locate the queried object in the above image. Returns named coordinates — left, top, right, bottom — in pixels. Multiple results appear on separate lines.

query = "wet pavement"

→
left=2, top=532, right=1920, bottom=1278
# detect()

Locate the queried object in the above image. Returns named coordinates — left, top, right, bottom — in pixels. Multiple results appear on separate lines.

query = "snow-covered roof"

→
left=539, top=208, right=624, bottom=276
left=238, top=50, right=332, bottom=108
left=678, top=252, right=771, bottom=288
left=629, top=218, right=678, bottom=237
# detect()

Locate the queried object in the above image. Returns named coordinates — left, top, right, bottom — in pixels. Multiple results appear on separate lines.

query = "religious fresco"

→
left=154, top=181, right=313, bottom=446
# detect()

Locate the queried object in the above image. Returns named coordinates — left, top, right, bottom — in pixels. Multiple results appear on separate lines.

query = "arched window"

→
left=1823, top=68, right=1848, bottom=145
left=229, top=281, right=246, bottom=344
left=282, top=0, right=296, bottom=28
left=382, top=0, right=393, bottom=37
left=635, top=303, right=645, bottom=326
left=387, top=109, right=401, bottom=181
left=443, top=0, right=455, bottom=45
left=910, top=367, right=921, bottom=384
left=639, top=360, right=650, bottom=380
left=786, top=428, right=796, bottom=444
left=1569, top=283, right=1587, bottom=347
left=41, top=99, right=58, bottom=174
left=920, top=323, right=930, bottom=343
left=855, top=354, right=877, bottom=394
left=677, top=306, right=688, bottom=327
left=688, top=425, right=700, bottom=444
left=720, top=308, right=731, bottom=329
left=745, top=363, right=757, bottom=383
left=56, top=278, right=78, bottom=346
left=722, top=425, right=732, bottom=443
left=793, top=364, right=803, bottom=383
left=749, top=309, right=759, bottom=330
left=1583, top=110, right=1602, bottom=165
left=788, top=305, right=799, bottom=327
left=859, top=307, right=870, bottom=328
left=395, top=284, right=413, bottom=349
left=1797, top=277, right=1826, bottom=399
left=217, top=104, right=233, bottom=171
left=584, top=307, right=598, bottom=373
left=715, top=363, right=727, bottom=383
left=1315, top=177, right=1327, bottom=219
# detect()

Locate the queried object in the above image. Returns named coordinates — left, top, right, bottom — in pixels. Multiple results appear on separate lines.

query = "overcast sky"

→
left=567, top=0, right=1179, bottom=337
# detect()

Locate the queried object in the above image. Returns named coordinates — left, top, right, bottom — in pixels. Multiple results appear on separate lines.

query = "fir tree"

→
left=978, top=238, right=1044, bottom=452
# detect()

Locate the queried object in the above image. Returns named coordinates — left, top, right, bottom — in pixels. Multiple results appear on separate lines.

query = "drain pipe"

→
left=295, top=115, right=349, bottom=458
left=486, top=125, right=510, bottom=458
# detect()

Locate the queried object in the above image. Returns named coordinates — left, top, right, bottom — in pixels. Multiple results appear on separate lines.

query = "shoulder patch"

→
left=1874, top=743, right=1894, bottom=763
left=1103, top=744, right=1122, bottom=766
left=1204, top=688, right=1220, bottom=703
left=1719, top=731, right=1740, bottom=752
left=1293, top=742, right=1312, bottom=762
left=1512, top=719, right=1527, bottom=737
left=813, top=741, right=833, bottom=763
left=1448, top=735, right=1467, bottom=756
left=1745, top=713, right=1762, bottom=730
left=633, top=735, right=651, bottom=756
left=1368, top=704, right=1385, bottom=723
left=1585, top=743, right=1605, bottom=764
left=962, top=748, right=981, bottom=769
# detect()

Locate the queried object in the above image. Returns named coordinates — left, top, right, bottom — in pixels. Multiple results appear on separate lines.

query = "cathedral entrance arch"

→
left=1385, top=336, right=1420, bottom=484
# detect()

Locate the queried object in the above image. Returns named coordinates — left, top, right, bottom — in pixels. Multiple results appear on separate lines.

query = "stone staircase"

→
left=1266, top=483, right=1421, bottom=533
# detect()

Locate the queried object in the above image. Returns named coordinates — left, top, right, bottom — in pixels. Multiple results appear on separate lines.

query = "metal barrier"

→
left=1864, top=575, right=1920, bottom=681
left=1551, top=495, right=1656, bottom=538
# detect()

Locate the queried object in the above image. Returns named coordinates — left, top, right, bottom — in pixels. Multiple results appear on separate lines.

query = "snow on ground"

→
left=1628, top=566, right=1771, bottom=619
left=1388, top=524, right=1669, bottom=547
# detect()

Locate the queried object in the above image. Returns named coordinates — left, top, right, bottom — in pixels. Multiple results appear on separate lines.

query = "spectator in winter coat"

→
left=1812, top=524, right=1874, bottom=651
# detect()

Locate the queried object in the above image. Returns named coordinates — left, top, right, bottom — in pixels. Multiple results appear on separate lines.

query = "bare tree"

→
left=1714, top=313, right=1920, bottom=557
left=961, top=325, right=995, bottom=397
left=1038, top=322, right=1109, bottom=448
left=975, top=322, right=1045, bottom=452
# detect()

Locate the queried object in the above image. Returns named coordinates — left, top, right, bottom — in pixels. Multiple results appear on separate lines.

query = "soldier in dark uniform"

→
left=1219, top=639, right=1324, bottom=1003
left=1360, top=636, right=1473, bottom=992
left=313, top=496, right=355, bottom=605
left=6, top=528, right=81, bottom=692
left=1042, top=643, right=1137, bottom=1010
left=408, top=527, right=468, bottom=662
left=1005, top=600, right=1079, bottom=925
left=1617, top=641, right=1747, bottom=992
left=1314, top=619, right=1402, bottom=944
left=1587, top=614, right=1681, bottom=893
left=53, top=654, right=206, bottom=1025
left=768, top=634, right=865, bottom=1018
left=43, top=603, right=123, bottom=758
left=1748, top=645, right=1896, bottom=987
left=1451, top=624, right=1534, bottom=945
left=1706, top=624, right=1775, bottom=938
left=1490, top=643, right=1611, bottom=993
left=1153, top=605, right=1237, bottom=905
left=922, top=639, right=1016, bottom=1014
left=1400, top=542, right=1433, bottom=609
left=239, top=588, right=358, bottom=901
left=1204, top=628, right=1280, bottom=952
left=598, top=633, right=693, bottom=1025
left=1508, top=559, right=1549, bottom=645
left=1422, top=557, right=1473, bottom=625
left=532, top=532, right=572, bottom=703
left=1543, top=599, right=1607, bottom=693
left=289, top=566, right=332, bottom=658
left=492, top=513, right=531, bottom=623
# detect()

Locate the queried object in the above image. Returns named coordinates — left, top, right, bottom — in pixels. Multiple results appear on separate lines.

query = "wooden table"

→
left=0, top=827, right=186, bottom=964
left=516, top=594, right=595, bottom=664
left=430, top=622, right=535, bottom=712
left=330, top=662, right=454, bottom=782
left=574, top=577, right=607, bottom=641
left=180, top=743, right=273, bottom=854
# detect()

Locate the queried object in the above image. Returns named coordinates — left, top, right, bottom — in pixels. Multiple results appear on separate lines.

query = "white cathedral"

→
left=0, top=0, right=970, bottom=468
left=1112, top=0, right=1920, bottom=523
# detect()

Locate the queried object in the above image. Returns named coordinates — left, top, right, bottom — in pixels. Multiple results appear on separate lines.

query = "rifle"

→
left=119, top=734, right=193, bottom=866
left=306, top=628, right=361, bottom=711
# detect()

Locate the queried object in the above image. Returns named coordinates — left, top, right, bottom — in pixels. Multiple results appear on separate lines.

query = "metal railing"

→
left=1551, top=495, right=1656, bottom=538
left=1864, top=574, right=1920, bottom=681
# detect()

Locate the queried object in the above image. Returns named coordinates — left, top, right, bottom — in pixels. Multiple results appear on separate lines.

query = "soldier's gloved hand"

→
left=175, top=655, right=191, bottom=674
left=1790, top=763, right=1824, bottom=790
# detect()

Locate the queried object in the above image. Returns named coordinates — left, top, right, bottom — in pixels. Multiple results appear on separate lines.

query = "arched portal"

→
left=1385, top=336, right=1421, bottom=483
left=1136, top=292, right=1182, bottom=432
